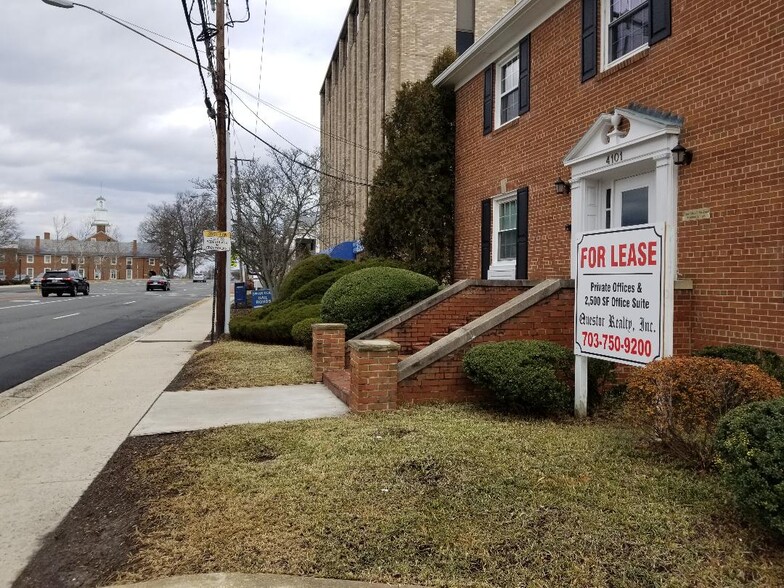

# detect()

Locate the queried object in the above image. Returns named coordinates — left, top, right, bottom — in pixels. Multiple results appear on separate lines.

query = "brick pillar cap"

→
left=312, top=323, right=347, bottom=331
left=348, top=339, right=400, bottom=352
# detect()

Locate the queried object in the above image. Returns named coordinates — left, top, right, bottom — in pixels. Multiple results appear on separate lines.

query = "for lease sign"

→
left=575, top=224, right=665, bottom=366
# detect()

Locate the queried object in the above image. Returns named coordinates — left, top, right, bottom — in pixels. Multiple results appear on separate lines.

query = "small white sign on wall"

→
left=574, top=224, right=665, bottom=366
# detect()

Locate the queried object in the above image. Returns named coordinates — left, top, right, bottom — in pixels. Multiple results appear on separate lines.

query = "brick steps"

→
left=323, top=369, right=350, bottom=406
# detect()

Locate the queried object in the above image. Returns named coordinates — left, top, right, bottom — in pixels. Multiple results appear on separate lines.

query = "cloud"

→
left=1, top=0, right=350, bottom=239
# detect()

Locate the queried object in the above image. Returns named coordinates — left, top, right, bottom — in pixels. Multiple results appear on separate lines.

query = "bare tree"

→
left=51, top=215, right=71, bottom=241
left=0, top=205, right=22, bottom=246
left=222, top=148, right=340, bottom=294
left=138, top=191, right=215, bottom=278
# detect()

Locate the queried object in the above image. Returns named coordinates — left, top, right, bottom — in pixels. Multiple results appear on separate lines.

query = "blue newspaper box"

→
left=233, top=282, right=247, bottom=307
left=252, top=289, right=273, bottom=308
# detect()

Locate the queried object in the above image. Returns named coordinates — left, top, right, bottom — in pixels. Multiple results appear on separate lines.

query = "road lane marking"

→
left=52, top=312, right=80, bottom=320
left=123, top=301, right=136, bottom=305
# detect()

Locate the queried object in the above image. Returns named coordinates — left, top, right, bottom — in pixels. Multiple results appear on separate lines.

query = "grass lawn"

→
left=166, top=340, right=312, bottom=390
left=112, top=405, right=783, bottom=587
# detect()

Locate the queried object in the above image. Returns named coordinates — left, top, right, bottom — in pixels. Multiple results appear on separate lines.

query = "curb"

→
left=0, top=298, right=210, bottom=420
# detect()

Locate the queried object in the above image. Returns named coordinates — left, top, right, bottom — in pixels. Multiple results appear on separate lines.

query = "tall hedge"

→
left=277, top=254, right=348, bottom=301
left=362, top=48, right=456, bottom=283
left=321, top=267, right=439, bottom=338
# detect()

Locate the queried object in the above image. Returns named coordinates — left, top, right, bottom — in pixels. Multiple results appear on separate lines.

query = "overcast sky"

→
left=1, top=0, right=350, bottom=241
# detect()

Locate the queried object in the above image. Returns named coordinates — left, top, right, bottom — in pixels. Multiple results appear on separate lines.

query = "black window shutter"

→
left=649, top=0, right=671, bottom=45
left=518, top=35, right=530, bottom=116
left=481, top=199, right=491, bottom=279
left=581, top=0, right=597, bottom=82
left=515, top=188, right=529, bottom=280
left=482, top=66, right=493, bottom=135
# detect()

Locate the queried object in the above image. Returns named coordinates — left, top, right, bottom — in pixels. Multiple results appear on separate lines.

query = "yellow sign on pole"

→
left=203, top=230, right=232, bottom=251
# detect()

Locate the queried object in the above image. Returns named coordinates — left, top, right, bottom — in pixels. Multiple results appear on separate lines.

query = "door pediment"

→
left=564, top=106, right=682, bottom=172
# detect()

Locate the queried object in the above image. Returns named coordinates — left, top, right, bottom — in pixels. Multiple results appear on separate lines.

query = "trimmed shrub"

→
left=463, top=341, right=573, bottom=414
left=715, top=398, right=784, bottom=537
left=291, top=317, right=320, bottom=350
left=230, top=302, right=321, bottom=344
left=625, top=356, right=783, bottom=468
left=288, top=258, right=403, bottom=304
left=321, top=267, right=439, bottom=338
left=695, top=344, right=784, bottom=386
left=277, top=255, right=348, bottom=301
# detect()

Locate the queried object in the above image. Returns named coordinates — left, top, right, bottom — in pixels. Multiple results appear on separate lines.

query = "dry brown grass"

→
left=115, top=406, right=784, bottom=587
left=167, top=340, right=312, bottom=390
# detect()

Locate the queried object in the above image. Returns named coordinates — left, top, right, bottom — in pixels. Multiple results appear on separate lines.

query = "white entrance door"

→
left=605, top=172, right=655, bottom=228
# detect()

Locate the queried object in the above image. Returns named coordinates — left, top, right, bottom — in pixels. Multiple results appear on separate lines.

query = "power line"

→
left=251, top=0, right=269, bottom=160
left=179, top=0, right=215, bottom=120
left=231, top=115, right=372, bottom=187
left=228, top=85, right=371, bottom=184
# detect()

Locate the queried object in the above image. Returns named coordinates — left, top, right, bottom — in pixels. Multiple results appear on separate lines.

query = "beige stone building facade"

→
left=319, top=0, right=518, bottom=248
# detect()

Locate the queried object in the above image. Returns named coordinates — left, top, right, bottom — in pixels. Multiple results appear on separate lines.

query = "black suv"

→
left=41, top=270, right=90, bottom=297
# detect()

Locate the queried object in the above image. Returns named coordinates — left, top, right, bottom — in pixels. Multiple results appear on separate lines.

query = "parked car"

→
left=41, top=270, right=89, bottom=297
left=30, top=272, right=45, bottom=289
left=146, top=275, right=171, bottom=291
left=11, top=274, right=31, bottom=284
left=193, top=272, right=207, bottom=282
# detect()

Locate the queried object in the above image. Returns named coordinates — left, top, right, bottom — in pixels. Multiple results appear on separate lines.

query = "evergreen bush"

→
left=625, top=356, right=783, bottom=467
left=277, top=255, right=348, bottom=301
left=695, top=344, right=784, bottom=386
left=715, top=398, right=784, bottom=537
left=291, top=317, right=320, bottom=350
left=321, top=267, right=438, bottom=338
left=229, top=302, right=321, bottom=344
left=463, top=341, right=573, bottom=414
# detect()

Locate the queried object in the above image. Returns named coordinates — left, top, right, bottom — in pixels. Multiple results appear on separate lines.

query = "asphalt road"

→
left=0, top=279, right=213, bottom=394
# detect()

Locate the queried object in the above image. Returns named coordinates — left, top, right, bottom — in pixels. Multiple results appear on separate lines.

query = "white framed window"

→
left=602, top=0, right=649, bottom=70
left=94, top=267, right=101, bottom=279
left=44, top=267, right=51, bottom=272
left=26, top=267, right=34, bottom=277
left=126, top=257, right=133, bottom=266
left=61, top=255, right=68, bottom=264
left=78, top=268, right=85, bottom=278
left=0, top=253, right=5, bottom=262
left=148, top=258, right=155, bottom=266
left=110, top=269, right=117, bottom=280
left=487, top=193, right=518, bottom=280
left=496, top=51, right=519, bottom=126
left=111, top=257, right=117, bottom=265
left=27, top=254, right=34, bottom=263
left=78, top=256, right=85, bottom=264
left=43, top=255, right=51, bottom=264
left=125, top=269, right=133, bottom=280
left=0, top=270, right=5, bottom=280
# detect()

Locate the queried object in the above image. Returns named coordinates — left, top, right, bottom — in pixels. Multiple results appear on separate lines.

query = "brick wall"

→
left=398, top=289, right=576, bottom=404
left=453, top=0, right=784, bottom=354
left=377, top=284, right=526, bottom=353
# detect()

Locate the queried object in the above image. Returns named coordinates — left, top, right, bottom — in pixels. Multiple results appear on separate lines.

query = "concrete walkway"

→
left=0, top=299, right=212, bottom=588
left=132, top=384, right=349, bottom=436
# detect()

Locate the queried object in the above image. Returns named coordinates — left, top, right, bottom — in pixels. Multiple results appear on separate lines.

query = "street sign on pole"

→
left=203, top=230, right=231, bottom=252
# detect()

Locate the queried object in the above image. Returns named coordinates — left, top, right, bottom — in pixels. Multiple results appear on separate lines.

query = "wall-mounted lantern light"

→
left=554, top=178, right=571, bottom=195
left=671, top=142, right=693, bottom=166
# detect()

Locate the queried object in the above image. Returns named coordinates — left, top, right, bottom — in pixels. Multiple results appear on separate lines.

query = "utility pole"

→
left=214, top=0, right=228, bottom=336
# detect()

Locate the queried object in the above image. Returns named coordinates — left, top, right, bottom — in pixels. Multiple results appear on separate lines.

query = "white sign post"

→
left=573, top=224, right=667, bottom=415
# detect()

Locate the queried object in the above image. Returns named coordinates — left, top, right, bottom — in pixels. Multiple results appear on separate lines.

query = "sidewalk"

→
left=0, top=299, right=212, bottom=588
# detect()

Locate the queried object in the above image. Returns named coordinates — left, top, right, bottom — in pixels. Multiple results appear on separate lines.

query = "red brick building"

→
left=434, top=0, right=783, bottom=354
left=2, top=197, right=162, bottom=282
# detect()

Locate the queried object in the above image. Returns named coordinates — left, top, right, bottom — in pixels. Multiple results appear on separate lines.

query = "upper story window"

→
left=27, top=254, right=34, bottom=263
left=111, top=257, right=117, bottom=265
left=497, top=53, right=519, bottom=126
left=604, top=0, right=649, bottom=67
left=149, top=258, right=156, bottom=266
left=61, top=255, right=68, bottom=264
left=44, top=255, right=51, bottom=264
